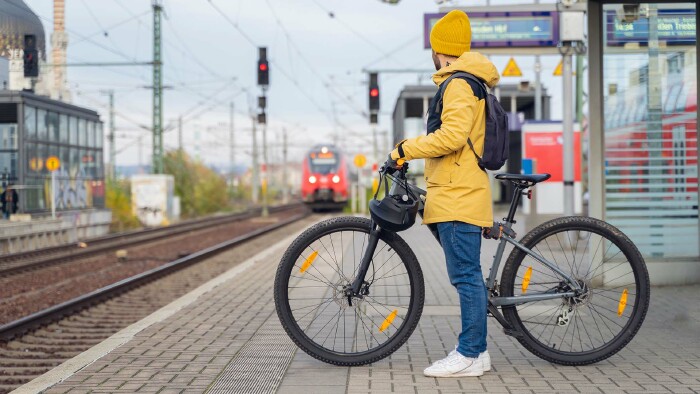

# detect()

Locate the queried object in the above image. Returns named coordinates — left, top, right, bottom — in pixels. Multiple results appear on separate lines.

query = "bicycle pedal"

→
left=503, top=328, right=523, bottom=338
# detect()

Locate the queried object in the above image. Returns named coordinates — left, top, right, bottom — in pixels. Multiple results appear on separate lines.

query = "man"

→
left=386, top=10, right=500, bottom=377
left=1, top=183, right=19, bottom=219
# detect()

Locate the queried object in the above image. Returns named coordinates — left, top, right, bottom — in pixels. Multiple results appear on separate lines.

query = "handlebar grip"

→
left=397, top=158, right=405, bottom=166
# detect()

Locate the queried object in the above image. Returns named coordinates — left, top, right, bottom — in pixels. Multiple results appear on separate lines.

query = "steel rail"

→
left=0, top=203, right=302, bottom=276
left=0, top=210, right=309, bottom=341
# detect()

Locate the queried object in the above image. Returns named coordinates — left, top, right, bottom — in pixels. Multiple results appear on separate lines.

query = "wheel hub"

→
left=333, top=282, right=365, bottom=309
left=565, top=279, right=591, bottom=307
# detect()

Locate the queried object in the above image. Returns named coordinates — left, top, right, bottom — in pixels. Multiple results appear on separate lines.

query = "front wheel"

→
left=274, top=217, right=425, bottom=366
left=500, top=216, right=650, bottom=365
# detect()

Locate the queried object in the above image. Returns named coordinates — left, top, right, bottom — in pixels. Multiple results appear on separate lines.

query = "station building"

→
left=0, top=0, right=109, bottom=251
left=0, top=91, right=105, bottom=212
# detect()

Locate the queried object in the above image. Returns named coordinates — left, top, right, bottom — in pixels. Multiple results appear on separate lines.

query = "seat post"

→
left=505, top=185, right=524, bottom=224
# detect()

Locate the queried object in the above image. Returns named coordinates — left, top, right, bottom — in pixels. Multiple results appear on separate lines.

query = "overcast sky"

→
left=25, top=0, right=565, bottom=169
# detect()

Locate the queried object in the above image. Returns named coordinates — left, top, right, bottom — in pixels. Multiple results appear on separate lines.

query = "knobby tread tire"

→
left=500, top=216, right=650, bottom=366
left=274, top=217, right=425, bottom=366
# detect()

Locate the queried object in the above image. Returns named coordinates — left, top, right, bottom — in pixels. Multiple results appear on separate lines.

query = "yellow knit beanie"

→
left=430, top=10, right=471, bottom=57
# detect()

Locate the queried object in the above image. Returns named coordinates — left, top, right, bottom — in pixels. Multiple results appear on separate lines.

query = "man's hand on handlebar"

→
left=381, top=154, right=405, bottom=175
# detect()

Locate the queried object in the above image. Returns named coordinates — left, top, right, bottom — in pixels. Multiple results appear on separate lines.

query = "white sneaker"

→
left=424, top=351, right=484, bottom=377
left=448, top=347, right=491, bottom=371
left=480, top=350, right=491, bottom=371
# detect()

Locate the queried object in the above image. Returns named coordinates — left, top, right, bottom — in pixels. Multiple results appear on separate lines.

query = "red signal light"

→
left=259, top=63, right=268, bottom=71
left=370, top=88, right=379, bottom=97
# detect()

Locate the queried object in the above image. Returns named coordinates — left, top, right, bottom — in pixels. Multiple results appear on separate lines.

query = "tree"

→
left=164, top=150, right=229, bottom=217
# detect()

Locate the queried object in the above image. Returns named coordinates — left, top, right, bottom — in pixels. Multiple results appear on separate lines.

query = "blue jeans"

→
left=437, top=221, right=487, bottom=358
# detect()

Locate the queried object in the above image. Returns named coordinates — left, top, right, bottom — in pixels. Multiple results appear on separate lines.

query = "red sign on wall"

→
left=523, top=125, right=581, bottom=183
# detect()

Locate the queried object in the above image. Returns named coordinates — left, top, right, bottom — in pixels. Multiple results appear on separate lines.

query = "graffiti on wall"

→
left=43, top=167, right=92, bottom=209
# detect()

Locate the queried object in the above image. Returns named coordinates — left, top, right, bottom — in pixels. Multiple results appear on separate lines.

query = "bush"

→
left=164, top=150, right=230, bottom=218
left=105, top=178, right=141, bottom=232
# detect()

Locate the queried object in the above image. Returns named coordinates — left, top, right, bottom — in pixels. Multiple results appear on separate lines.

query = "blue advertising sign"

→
left=606, top=9, right=696, bottom=46
left=424, top=12, right=560, bottom=49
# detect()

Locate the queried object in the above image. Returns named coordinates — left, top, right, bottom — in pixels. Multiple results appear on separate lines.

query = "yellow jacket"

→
left=391, top=52, right=500, bottom=227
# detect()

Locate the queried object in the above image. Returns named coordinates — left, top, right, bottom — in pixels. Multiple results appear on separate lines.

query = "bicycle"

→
left=274, top=165, right=650, bottom=367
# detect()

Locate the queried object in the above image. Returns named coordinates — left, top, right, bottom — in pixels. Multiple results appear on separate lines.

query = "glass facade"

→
left=22, top=104, right=105, bottom=212
left=0, top=123, right=18, bottom=184
left=602, top=3, right=698, bottom=258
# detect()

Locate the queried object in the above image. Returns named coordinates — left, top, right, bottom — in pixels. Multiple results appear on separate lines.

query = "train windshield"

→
left=308, top=151, right=339, bottom=174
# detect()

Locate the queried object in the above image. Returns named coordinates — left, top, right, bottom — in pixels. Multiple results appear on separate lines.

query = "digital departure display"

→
left=606, top=9, right=696, bottom=46
left=424, top=12, right=560, bottom=49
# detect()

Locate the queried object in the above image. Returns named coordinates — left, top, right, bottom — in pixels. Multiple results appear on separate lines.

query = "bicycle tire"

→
left=500, top=216, right=650, bottom=366
left=274, top=216, right=425, bottom=366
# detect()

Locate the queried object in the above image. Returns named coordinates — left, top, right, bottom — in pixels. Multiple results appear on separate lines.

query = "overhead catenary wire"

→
left=308, top=0, right=410, bottom=68
left=262, top=0, right=367, bottom=119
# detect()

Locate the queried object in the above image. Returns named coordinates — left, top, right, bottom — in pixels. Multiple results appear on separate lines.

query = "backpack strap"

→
left=436, top=71, right=488, bottom=169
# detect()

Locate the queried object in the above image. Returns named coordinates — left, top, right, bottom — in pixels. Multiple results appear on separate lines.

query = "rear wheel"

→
left=500, top=216, right=650, bottom=365
left=274, top=217, right=424, bottom=366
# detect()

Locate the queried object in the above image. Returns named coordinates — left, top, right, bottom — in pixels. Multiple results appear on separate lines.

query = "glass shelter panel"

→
left=24, top=106, right=36, bottom=139
left=59, top=114, right=68, bottom=144
left=78, top=119, right=86, bottom=147
left=69, top=116, right=77, bottom=146
left=602, top=3, right=698, bottom=258
left=37, top=109, right=48, bottom=140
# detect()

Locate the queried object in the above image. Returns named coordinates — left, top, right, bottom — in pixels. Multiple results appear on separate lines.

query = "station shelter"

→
left=587, top=1, right=698, bottom=283
left=0, top=90, right=105, bottom=214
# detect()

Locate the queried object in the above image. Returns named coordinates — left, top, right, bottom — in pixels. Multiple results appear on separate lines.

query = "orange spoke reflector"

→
left=379, top=309, right=398, bottom=332
left=618, top=288, right=628, bottom=316
left=300, top=251, right=318, bottom=273
left=521, top=266, right=533, bottom=294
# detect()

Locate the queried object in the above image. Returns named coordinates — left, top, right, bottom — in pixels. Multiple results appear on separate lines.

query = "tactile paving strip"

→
left=207, top=323, right=297, bottom=393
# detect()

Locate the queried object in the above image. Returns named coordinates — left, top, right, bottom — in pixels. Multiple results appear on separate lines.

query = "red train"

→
left=604, top=66, right=697, bottom=195
left=301, top=145, right=349, bottom=211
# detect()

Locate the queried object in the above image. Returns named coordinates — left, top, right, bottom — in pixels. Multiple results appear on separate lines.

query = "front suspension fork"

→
left=350, top=221, right=381, bottom=295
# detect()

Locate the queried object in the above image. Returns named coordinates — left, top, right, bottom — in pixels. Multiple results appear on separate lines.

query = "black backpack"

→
left=437, top=71, right=509, bottom=171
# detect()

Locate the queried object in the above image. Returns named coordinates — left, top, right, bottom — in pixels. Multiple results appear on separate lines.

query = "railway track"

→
left=0, top=209, right=317, bottom=393
left=0, top=204, right=299, bottom=277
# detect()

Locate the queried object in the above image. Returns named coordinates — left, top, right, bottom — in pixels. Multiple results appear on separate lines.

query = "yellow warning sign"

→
left=354, top=154, right=367, bottom=168
left=553, top=59, right=563, bottom=76
left=46, top=156, right=61, bottom=172
left=553, top=59, right=576, bottom=76
left=502, top=57, right=522, bottom=77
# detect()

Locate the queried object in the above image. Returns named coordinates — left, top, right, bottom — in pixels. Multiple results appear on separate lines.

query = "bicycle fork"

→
left=349, top=221, right=381, bottom=299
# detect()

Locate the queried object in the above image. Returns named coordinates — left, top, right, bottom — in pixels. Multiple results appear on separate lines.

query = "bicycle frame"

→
left=351, top=169, right=584, bottom=333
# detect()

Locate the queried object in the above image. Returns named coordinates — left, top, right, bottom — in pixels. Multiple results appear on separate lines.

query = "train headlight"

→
left=332, top=175, right=340, bottom=184
left=309, top=175, right=317, bottom=184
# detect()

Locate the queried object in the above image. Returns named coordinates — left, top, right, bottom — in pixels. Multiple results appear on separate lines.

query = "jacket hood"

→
left=432, top=51, right=500, bottom=88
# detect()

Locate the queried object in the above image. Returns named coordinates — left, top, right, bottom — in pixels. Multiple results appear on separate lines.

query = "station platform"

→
left=0, top=209, right=111, bottom=254
left=18, top=215, right=700, bottom=394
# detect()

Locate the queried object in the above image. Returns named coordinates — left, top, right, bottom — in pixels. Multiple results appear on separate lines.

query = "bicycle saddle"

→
left=495, top=173, right=551, bottom=186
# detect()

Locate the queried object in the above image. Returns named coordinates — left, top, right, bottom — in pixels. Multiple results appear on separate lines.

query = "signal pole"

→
left=152, top=0, right=164, bottom=174
left=261, top=112, right=269, bottom=217
left=107, top=90, right=115, bottom=178
left=229, top=102, right=235, bottom=183
left=282, top=129, right=288, bottom=204
left=251, top=115, right=260, bottom=204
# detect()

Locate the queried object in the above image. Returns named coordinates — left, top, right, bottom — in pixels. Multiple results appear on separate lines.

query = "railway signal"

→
left=369, top=73, right=380, bottom=125
left=23, top=35, right=39, bottom=78
left=257, top=47, right=269, bottom=86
